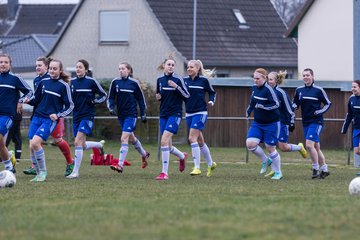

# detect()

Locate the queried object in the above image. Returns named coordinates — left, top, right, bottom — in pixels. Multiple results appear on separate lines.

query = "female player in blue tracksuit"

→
left=0, top=54, right=33, bottom=173
left=155, top=56, right=190, bottom=180
left=341, top=80, right=360, bottom=174
left=246, top=68, right=282, bottom=180
left=108, top=62, right=150, bottom=174
left=265, top=71, right=308, bottom=177
left=26, top=59, right=74, bottom=182
left=184, top=60, right=217, bottom=177
left=293, top=68, right=331, bottom=179
left=66, top=59, right=107, bottom=179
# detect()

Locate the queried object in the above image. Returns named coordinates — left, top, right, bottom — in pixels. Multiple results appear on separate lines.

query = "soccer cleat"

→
left=141, top=151, right=150, bottom=169
left=207, top=162, right=217, bottom=177
left=357, top=172, right=360, bottom=176
left=320, top=171, right=330, bottom=179
left=312, top=169, right=320, bottom=179
left=99, top=140, right=105, bottom=155
left=298, top=143, right=308, bottom=158
left=190, top=167, right=201, bottom=176
left=260, top=158, right=272, bottom=174
left=23, top=166, right=37, bottom=175
left=66, top=172, right=79, bottom=179
left=124, top=160, right=131, bottom=166
left=110, top=164, right=123, bottom=173
left=30, top=172, right=47, bottom=182
left=271, top=172, right=283, bottom=180
left=264, top=170, right=275, bottom=178
left=155, top=172, right=168, bottom=180
left=9, top=150, right=16, bottom=173
left=64, top=163, right=74, bottom=176
left=179, top=152, right=188, bottom=172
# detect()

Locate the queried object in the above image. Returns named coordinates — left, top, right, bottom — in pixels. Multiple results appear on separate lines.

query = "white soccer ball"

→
left=349, top=177, right=360, bottom=195
left=0, top=170, right=16, bottom=188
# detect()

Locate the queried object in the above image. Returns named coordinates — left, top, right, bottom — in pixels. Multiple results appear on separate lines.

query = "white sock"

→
left=191, top=143, right=201, bottom=169
left=133, top=139, right=146, bottom=156
left=289, top=144, right=301, bottom=151
left=31, top=155, right=39, bottom=174
left=320, top=164, right=328, bottom=172
left=170, top=146, right=185, bottom=159
left=3, top=159, right=12, bottom=171
left=200, top=143, right=213, bottom=167
left=34, top=148, right=46, bottom=173
left=161, top=146, right=170, bottom=174
left=269, top=150, right=281, bottom=173
left=312, top=163, right=319, bottom=170
left=249, top=145, right=268, bottom=163
left=84, top=141, right=101, bottom=150
left=354, top=153, right=360, bottom=168
left=118, top=144, right=128, bottom=167
left=73, top=146, right=83, bottom=174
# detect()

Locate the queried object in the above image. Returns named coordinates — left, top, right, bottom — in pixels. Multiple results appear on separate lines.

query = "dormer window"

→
left=233, top=9, right=250, bottom=29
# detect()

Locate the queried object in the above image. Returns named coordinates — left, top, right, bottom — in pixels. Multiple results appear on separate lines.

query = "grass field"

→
left=1, top=140, right=360, bottom=240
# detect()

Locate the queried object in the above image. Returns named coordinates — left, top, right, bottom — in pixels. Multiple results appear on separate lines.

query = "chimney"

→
left=7, top=0, right=19, bottom=20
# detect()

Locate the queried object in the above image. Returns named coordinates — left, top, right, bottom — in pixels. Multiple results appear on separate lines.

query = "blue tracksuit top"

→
left=293, top=83, right=331, bottom=126
left=184, top=75, right=216, bottom=114
left=156, top=72, right=190, bottom=118
left=274, top=85, right=295, bottom=126
left=0, top=71, right=33, bottom=118
left=107, top=76, right=146, bottom=118
left=34, top=72, right=50, bottom=89
left=29, top=78, right=74, bottom=119
left=246, top=82, right=280, bottom=124
left=71, top=75, right=107, bottom=123
left=341, top=94, right=360, bottom=133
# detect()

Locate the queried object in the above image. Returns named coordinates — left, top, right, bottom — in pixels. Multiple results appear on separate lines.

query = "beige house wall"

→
left=298, top=0, right=353, bottom=80
left=51, top=0, right=186, bottom=87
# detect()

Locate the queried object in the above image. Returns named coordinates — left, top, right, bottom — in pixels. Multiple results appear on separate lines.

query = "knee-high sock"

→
left=200, top=143, right=213, bottom=167
left=31, top=154, right=39, bottom=174
left=191, top=143, right=201, bottom=169
left=355, top=153, right=360, bottom=168
left=170, top=146, right=185, bottom=159
left=56, top=139, right=73, bottom=164
left=84, top=141, right=102, bottom=150
left=118, top=144, right=129, bottom=167
left=249, top=145, right=268, bottom=163
left=289, top=144, right=301, bottom=151
left=3, top=159, right=12, bottom=171
left=269, top=150, right=281, bottom=173
left=161, top=146, right=170, bottom=174
left=133, top=139, right=146, bottom=156
left=73, top=146, right=83, bottom=174
left=34, top=148, right=46, bottom=173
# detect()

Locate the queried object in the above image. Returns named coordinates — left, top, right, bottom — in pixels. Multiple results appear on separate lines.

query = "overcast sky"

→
left=0, top=0, right=79, bottom=3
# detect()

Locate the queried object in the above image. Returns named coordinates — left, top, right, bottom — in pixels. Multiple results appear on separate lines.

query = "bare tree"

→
left=270, top=0, right=306, bottom=27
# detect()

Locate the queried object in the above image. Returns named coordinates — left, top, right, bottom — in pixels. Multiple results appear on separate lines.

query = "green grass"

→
left=1, top=141, right=360, bottom=240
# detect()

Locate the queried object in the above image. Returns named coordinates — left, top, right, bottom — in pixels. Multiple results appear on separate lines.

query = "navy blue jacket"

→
left=34, top=72, right=50, bottom=89
left=246, top=82, right=280, bottom=124
left=274, top=85, right=295, bottom=125
left=107, top=77, right=146, bottom=118
left=71, top=76, right=107, bottom=122
left=156, top=73, right=190, bottom=118
left=0, top=71, right=33, bottom=118
left=184, top=75, right=216, bottom=114
left=293, top=83, right=331, bottom=126
left=342, top=94, right=360, bottom=133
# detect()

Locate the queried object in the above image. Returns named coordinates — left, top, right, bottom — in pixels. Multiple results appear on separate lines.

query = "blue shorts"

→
left=186, top=114, right=207, bottom=130
left=118, top=117, right=136, bottom=133
left=303, top=123, right=323, bottom=143
left=160, top=116, right=182, bottom=135
left=353, top=129, right=360, bottom=147
left=0, top=116, right=13, bottom=136
left=278, top=123, right=289, bottom=143
left=247, top=121, right=280, bottom=146
left=73, top=119, right=94, bottom=137
left=28, top=116, right=58, bottom=141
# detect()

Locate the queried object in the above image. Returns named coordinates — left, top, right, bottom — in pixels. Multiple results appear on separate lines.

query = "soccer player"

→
left=66, top=59, right=107, bottom=179
left=25, top=59, right=74, bottom=182
left=155, top=56, right=190, bottom=180
left=341, top=80, right=360, bottom=174
left=108, top=62, right=150, bottom=174
left=184, top=60, right=217, bottom=177
left=246, top=68, right=283, bottom=180
left=265, top=71, right=308, bottom=177
left=0, top=54, right=33, bottom=173
left=23, top=56, right=74, bottom=176
left=293, top=68, right=331, bottom=179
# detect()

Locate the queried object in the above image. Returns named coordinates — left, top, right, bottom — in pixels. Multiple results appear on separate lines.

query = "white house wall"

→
left=298, top=0, right=353, bottom=81
left=51, top=0, right=186, bottom=88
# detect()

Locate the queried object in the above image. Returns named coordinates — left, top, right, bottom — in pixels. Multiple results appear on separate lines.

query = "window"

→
left=233, top=9, right=250, bottom=29
left=99, top=11, right=129, bottom=43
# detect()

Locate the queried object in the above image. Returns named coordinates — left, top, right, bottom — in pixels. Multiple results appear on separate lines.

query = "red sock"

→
left=56, top=139, right=73, bottom=164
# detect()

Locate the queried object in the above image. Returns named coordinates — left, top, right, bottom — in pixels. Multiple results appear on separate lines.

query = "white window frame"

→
left=99, top=11, right=129, bottom=43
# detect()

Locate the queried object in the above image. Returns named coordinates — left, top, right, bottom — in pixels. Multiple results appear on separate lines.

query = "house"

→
left=48, top=0, right=297, bottom=86
left=285, top=0, right=357, bottom=81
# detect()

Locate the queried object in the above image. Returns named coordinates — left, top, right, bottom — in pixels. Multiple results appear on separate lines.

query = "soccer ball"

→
left=0, top=170, right=16, bottom=188
left=349, top=177, right=360, bottom=195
